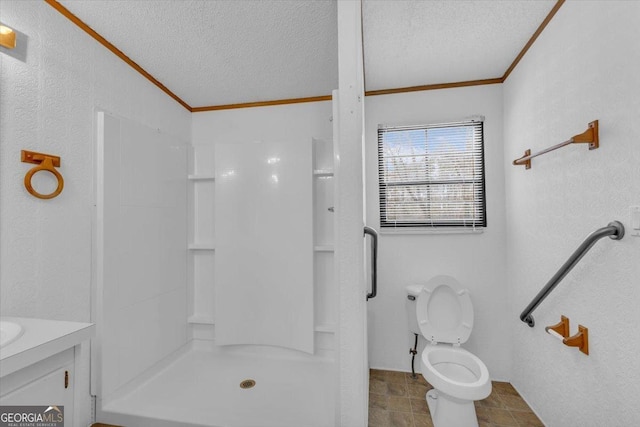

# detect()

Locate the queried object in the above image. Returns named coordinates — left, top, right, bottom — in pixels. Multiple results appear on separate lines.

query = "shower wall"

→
left=214, top=139, right=314, bottom=352
left=503, top=2, right=640, bottom=425
left=190, top=101, right=335, bottom=353
left=96, top=112, right=188, bottom=401
left=0, top=2, right=191, bottom=425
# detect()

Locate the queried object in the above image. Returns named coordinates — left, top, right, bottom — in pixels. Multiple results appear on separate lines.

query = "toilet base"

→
left=426, top=389, right=480, bottom=427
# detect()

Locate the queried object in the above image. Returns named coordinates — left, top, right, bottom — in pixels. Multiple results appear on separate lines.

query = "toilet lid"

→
left=416, top=275, right=473, bottom=344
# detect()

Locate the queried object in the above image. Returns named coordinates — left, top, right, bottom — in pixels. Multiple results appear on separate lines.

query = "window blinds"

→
left=377, top=120, right=486, bottom=229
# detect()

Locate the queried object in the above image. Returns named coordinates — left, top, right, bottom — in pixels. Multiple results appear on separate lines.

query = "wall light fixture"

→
left=0, top=24, right=17, bottom=49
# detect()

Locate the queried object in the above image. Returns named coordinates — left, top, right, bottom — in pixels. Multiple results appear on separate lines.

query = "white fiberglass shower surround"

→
left=93, top=97, right=341, bottom=426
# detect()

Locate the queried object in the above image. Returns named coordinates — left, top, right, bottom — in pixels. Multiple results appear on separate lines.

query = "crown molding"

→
left=502, top=0, right=565, bottom=81
left=45, top=0, right=564, bottom=112
left=44, top=0, right=192, bottom=111
left=191, top=95, right=332, bottom=112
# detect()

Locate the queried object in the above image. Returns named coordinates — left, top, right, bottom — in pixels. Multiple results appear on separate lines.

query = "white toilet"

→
left=406, top=275, right=491, bottom=427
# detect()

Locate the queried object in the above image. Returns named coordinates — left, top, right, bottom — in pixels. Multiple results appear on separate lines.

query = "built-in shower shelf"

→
left=188, top=174, right=216, bottom=181
left=314, top=245, right=334, bottom=252
left=185, top=317, right=335, bottom=331
left=314, top=324, right=336, bottom=333
left=188, top=243, right=215, bottom=251
left=187, top=315, right=215, bottom=325
left=313, top=169, right=334, bottom=177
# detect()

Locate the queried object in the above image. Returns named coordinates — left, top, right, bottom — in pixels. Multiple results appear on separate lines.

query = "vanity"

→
left=0, top=317, right=94, bottom=426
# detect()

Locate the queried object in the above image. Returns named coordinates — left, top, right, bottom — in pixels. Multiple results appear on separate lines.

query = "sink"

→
left=0, top=320, right=23, bottom=348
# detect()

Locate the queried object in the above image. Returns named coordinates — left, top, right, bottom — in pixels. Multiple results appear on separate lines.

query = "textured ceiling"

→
left=56, top=0, right=557, bottom=108
left=362, top=0, right=557, bottom=90
left=59, top=0, right=339, bottom=107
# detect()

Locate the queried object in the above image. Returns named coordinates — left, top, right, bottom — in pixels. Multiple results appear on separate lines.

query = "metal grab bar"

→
left=364, top=226, right=378, bottom=300
left=520, top=221, right=625, bottom=327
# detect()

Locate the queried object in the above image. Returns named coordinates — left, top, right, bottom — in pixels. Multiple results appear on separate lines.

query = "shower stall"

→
left=92, top=92, right=367, bottom=427
left=94, top=107, right=333, bottom=426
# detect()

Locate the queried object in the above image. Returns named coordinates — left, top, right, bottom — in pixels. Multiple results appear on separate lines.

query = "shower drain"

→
left=240, top=379, right=256, bottom=389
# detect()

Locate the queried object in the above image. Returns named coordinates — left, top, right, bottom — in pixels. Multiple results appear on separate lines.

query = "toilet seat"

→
left=421, top=345, right=491, bottom=401
left=416, top=275, right=473, bottom=345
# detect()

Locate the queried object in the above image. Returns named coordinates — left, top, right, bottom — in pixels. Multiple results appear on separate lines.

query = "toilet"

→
left=406, top=276, right=491, bottom=427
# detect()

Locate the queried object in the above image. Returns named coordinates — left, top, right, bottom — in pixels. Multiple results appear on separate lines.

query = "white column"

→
left=335, top=0, right=367, bottom=425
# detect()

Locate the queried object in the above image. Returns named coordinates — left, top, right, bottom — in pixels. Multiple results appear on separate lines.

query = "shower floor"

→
left=99, top=341, right=336, bottom=427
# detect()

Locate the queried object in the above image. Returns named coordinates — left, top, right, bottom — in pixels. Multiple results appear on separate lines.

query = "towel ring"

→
left=21, top=150, right=64, bottom=199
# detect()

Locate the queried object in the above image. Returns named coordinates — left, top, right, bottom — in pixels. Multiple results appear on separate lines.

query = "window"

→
left=377, top=119, right=486, bottom=230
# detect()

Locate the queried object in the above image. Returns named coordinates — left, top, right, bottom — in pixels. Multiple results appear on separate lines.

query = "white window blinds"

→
left=377, top=119, right=486, bottom=229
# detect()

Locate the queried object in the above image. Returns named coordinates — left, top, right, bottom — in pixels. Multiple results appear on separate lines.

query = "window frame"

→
left=377, top=119, right=487, bottom=230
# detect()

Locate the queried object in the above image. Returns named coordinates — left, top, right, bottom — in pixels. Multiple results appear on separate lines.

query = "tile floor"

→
left=369, top=369, right=544, bottom=427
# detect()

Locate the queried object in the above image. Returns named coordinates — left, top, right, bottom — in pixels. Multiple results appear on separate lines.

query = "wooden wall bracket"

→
left=563, top=325, right=589, bottom=355
left=545, top=315, right=570, bottom=338
left=572, top=120, right=599, bottom=150
left=21, top=150, right=61, bottom=167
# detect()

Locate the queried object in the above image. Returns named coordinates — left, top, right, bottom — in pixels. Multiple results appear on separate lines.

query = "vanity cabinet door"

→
left=0, top=363, right=74, bottom=426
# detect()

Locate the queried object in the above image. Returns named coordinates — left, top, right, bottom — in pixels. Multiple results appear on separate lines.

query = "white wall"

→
left=364, top=85, right=510, bottom=381
left=191, top=102, right=332, bottom=145
left=503, top=2, right=640, bottom=425
left=0, top=1, right=191, bottom=425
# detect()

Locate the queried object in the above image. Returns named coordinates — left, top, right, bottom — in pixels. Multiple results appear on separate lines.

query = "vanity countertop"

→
left=0, top=316, right=94, bottom=377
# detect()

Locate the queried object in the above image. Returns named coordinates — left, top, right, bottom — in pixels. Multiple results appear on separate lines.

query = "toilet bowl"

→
left=406, top=276, right=491, bottom=427
left=421, top=345, right=490, bottom=401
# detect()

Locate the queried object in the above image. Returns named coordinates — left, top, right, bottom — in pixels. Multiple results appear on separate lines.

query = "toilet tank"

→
left=406, top=285, right=424, bottom=335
